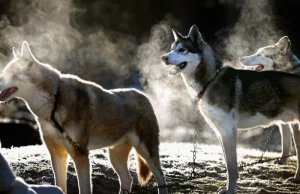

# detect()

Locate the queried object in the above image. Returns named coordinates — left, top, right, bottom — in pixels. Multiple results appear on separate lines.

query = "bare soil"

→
left=2, top=143, right=300, bottom=194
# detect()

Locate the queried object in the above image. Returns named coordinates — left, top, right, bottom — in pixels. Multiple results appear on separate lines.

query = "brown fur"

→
left=136, top=153, right=152, bottom=185
left=0, top=41, right=168, bottom=194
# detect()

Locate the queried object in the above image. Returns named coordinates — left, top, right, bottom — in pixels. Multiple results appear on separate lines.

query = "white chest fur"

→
left=181, top=73, right=201, bottom=99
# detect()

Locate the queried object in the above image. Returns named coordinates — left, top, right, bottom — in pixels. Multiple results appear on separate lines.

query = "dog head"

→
left=161, top=25, right=210, bottom=76
left=240, top=36, right=291, bottom=71
left=0, top=41, right=55, bottom=102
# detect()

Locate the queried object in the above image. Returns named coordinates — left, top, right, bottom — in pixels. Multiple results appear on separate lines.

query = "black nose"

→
left=161, top=55, right=168, bottom=64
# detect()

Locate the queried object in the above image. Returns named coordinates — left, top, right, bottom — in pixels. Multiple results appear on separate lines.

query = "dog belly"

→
left=237, top=113, right=274, bottom=129
left=87, top=130, right=134, bottom=150
left=237, top=111, right=298, bottom=129
left=87, top=137, right=116, bottom=150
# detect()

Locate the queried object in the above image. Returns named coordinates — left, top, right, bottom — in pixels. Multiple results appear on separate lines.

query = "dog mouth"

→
left=168, top=62, right=188, bottom=75
left=0, top=87, right=18, bottom=101
left=177, top=62, right=187, bottom=69
left=253, top=64, right=264, bottom=71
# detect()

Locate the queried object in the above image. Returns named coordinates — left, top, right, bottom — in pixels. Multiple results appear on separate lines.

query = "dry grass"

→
left=2, top=143, right=300, bottom=194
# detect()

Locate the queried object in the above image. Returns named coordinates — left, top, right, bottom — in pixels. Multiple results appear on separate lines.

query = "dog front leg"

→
left=215, top=127, right=238, bottom=194
left=71, top=153, right=91, bottom=194
left=201, top=106, right=238, bottom=194
left=40, top=120, right=69, bottom=194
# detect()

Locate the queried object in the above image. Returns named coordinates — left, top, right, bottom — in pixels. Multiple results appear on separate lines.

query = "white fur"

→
left=199, top=103, right=236, bottom=136
left=181, top=75, right=200, bottom=99
left=163, top=43, right=201, bottom=76
left=240, top=54, right=273, bottom=70
left=237, top=112, right=276, bottom=129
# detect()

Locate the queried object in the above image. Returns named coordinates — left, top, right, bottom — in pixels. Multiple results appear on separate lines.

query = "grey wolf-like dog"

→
left=161, top=25, right=300, bottom=194
left=0, top=42, right=167, bottom=194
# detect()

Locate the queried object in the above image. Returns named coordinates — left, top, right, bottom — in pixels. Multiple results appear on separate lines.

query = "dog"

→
left=240, top=36, right=300, bottom=164
left=0, top=42, right=168, bottom=194
left=161, top=25, right=300, bottom=194
left=0, top=141, right=64, bottom=194
left=240, top=36, right=300, bottom=73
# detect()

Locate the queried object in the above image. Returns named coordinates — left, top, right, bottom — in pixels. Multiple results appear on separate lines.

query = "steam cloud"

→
left=216, top=0, right=284, bottom=68
left=0, top=0, right=285, bottom=144
left=0, top=0, right=202, bottom=142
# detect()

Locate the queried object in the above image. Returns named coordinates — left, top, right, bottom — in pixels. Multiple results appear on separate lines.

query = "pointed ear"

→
left=20, top=41, right=33, bottom=59
left=276, top=36, right=291, bottom=54
left=12, top=47, right=22, bottom=58
left=188, top=25, right=203, bottom=44
left=172, top=28, right=183, bottom=41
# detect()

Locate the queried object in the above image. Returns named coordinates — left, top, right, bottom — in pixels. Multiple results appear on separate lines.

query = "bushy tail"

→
left=136, top=152, right=152, bottom=185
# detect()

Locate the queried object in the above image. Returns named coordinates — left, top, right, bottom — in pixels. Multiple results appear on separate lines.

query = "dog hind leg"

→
left=287, top=124, right=300, bottom=183
left=108, top=141, right=133, bottom=194
left=130, top=115, right=168, bottom=194
left=276, top=124, right=291, bottom=164
left=133, top=142, right=167, bottom=194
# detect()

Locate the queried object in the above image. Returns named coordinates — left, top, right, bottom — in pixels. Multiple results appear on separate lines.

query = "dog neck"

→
left=20, top=90, right=53, bottom=119
left=181, top=52, right=222, bottom=101
left=280, top=53, right=300, bottom=74
left=21, top=80, right=60, bottom=120
left=195, top=70, right=220, bottom=100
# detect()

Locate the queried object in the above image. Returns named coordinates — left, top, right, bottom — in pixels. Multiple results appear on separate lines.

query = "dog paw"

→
left=285, top=177, right=300, bottom=183
left=274, top=158, right=287, bottom=165
left=217, top=187, right=229, bottom=194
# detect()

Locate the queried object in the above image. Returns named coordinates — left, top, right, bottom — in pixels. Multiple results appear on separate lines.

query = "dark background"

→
left=0, top=0, right=299, bottom=148
left=0, top=0, right=300, bottom=60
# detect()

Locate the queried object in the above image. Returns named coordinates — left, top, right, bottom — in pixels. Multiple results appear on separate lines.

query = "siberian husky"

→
left=161, top=25, right=300, bottom=194
left=240, top=36, right=300, bottom=164
left=0, top=42, right=168, bottom=194
left=0, top=141, right=64, bottom=194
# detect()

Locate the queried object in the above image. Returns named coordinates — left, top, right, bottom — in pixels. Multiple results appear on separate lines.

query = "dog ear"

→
left=12, top=47, right=22, bottom=59
left=276, top=36, right=291, bottom=54
left=172, top=28, right=183, bottom=41
left=188, top=25, right=203, bottom=44
left=20, top=41, right=34, bottom=60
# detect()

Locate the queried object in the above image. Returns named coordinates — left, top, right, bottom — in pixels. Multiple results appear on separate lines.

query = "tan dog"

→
left=0, top=42, right=167, bottom=194
left=0, top=142, right=64, bottom=194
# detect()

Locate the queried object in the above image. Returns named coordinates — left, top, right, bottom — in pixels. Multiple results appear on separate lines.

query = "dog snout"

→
left=161, top=55, right=169, bottom=64
left=239, top=56, right=250, bottom=65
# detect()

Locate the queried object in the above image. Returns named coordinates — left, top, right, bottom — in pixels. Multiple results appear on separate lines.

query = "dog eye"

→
left=178, top=48, right=186, bottom=53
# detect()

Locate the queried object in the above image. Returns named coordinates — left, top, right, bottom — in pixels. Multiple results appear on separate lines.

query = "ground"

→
left=2, top=143, right=300, bottom=194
